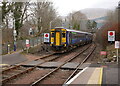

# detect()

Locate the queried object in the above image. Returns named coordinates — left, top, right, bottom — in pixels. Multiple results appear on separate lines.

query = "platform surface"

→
left=2, top=52, right=27, bottom=65
left=66, top=63, right=119, bottom=85
left=66, top=67, right=102, bottom=84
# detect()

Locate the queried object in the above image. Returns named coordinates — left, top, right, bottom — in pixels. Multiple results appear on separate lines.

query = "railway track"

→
left=2, top=53, right=55, bottom=72
left=30, top=43, right=96, bottom=85
left=63, top=44, right=96, bottom=85
left=1, top=53, right=57, bottom=84
left=2, top=43, right=95, bottom=85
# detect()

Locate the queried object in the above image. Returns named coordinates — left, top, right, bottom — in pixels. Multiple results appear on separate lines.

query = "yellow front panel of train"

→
left=51, top=32, right=54, bottom=43
left=56, top=32, right=60, bottom=46
left=62, top=32, right=66, bottom=43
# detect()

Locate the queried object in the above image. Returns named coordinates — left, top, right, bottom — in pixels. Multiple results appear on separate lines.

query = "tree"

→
left=12, top=2, right=29, bottom=37
left=1, top=2, right=12, bottom=28
left=87, top=20, right=97, bottom=30
left=1, top=2, right=9, bottom=22
left=1, top=2, right=29, bottom=37
left=96, top=9, right=119, bottom=49
left=87, top=20, right=92, bottom=29
left=31, top=2, right=59, bottom=34
left=92, top=21, right=97, bottom=29
left=50, top=16, right=62, bottom=28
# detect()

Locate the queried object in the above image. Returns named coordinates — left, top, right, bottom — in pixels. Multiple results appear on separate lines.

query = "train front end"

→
left=50, top=27, right=67, bottom=52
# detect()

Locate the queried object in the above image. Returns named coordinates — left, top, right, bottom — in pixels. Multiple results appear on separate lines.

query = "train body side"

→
left=66, top=30, right=92, bottom=47
left=50, top=27, right=93, bottom=52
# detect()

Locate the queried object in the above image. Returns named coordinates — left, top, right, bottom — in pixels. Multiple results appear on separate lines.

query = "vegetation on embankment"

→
left=96, top=9, right=120, bottom=50
left=95, top=9, right=120, bottom=63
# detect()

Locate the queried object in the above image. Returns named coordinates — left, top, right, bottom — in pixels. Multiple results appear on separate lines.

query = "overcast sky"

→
left=52, top=0, right=120, bottom=16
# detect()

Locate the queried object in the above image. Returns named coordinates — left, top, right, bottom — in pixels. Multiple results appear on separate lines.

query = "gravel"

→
left=7, top=68, right=52, bottom=84
left=38, top=69, right=74, bottom=84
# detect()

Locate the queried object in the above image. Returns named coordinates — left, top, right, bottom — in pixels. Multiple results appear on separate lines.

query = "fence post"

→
left=8, top=44, right=10, bottom=54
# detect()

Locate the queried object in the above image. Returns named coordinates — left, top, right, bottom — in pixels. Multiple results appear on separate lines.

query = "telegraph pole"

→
left=117, top=2, right=120, bottom=63
left=117, top=1, right=120, bottom=41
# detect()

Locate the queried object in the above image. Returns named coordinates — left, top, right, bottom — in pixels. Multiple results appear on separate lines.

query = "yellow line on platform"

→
left=87, top=68, right=102, bottom=84
left=98, top=68, right=103, bottom=85
left=0, top=64, right=10, bottom=67
left=0, top=64, right=9, bottom=65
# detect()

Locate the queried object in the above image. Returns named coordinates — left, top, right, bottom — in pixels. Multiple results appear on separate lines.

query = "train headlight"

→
left=64, top=44, right=66, bottom=46
left=51, top=42, right=54, bottom=44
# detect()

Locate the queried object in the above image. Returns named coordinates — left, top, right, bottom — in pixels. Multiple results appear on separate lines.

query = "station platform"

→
left=65, top=63, right=119, bottom=85
left=21, top=61, right=119, bottom=85
left=66, top=67, right=103, bottom=84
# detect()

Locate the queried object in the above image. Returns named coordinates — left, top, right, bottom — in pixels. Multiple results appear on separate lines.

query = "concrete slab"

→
left=38, top=62, right=64, bottom=68
left=22, top=60, right=44, bottom=67
left=78, top=63, right=91, bottom=69
left=62, top=62, right=79, bottom=70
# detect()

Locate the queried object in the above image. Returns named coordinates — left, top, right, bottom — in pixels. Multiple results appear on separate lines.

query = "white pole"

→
left=13, top=19, right=17, bottom=51
left=117, top=48, right=119, bottom=64
left=8, top=45, right=10, bottom=54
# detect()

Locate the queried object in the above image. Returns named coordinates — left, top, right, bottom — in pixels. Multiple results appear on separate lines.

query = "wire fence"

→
left=2, top=36, right=44, bottom=55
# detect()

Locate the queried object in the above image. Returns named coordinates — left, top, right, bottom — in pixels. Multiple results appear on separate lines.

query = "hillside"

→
left=80, top=8, right=110, bottom=19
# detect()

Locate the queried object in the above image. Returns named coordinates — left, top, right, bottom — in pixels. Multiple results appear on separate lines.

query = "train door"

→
left=51, top=31, right=54, bottom=44
left=55, top=31, right=60, bottom=46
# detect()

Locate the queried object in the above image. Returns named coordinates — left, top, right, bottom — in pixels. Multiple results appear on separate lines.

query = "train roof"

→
left=66, top=29, right=92, bottom=35
left=53, top=27, right=92, bottom=35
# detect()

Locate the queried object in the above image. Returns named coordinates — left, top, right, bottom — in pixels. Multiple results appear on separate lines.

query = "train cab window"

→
left=51, top=32, right=55, bottom=37
left=62, top=33, right=66, bottom=38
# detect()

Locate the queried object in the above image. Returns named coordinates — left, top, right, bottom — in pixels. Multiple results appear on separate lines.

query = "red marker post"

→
left=44, top=33, right=50, bottom=44
left=108, top=31, right=115, bottom=44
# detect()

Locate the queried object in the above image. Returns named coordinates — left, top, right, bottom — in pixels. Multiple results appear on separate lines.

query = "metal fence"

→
left=2, top=36, right=43, bottom=55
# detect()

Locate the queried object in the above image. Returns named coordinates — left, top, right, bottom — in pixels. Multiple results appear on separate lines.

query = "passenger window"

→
left=62, top=33, right=66, bottom=38
left=51, top=33, right=54, bottom=37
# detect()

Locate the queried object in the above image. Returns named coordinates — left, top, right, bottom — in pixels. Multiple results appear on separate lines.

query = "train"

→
left=50, top=27, right=93, bottom=53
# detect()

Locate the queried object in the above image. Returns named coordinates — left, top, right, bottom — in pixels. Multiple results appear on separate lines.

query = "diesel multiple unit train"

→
left=50, top=27, right=93, bottom=53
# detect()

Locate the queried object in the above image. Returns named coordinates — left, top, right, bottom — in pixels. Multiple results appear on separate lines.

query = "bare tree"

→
left=11, top=2, right=30, bottom=37
left=50, top=16, right=62, bottom=28
left=29, top=1, right=57, bottom=34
